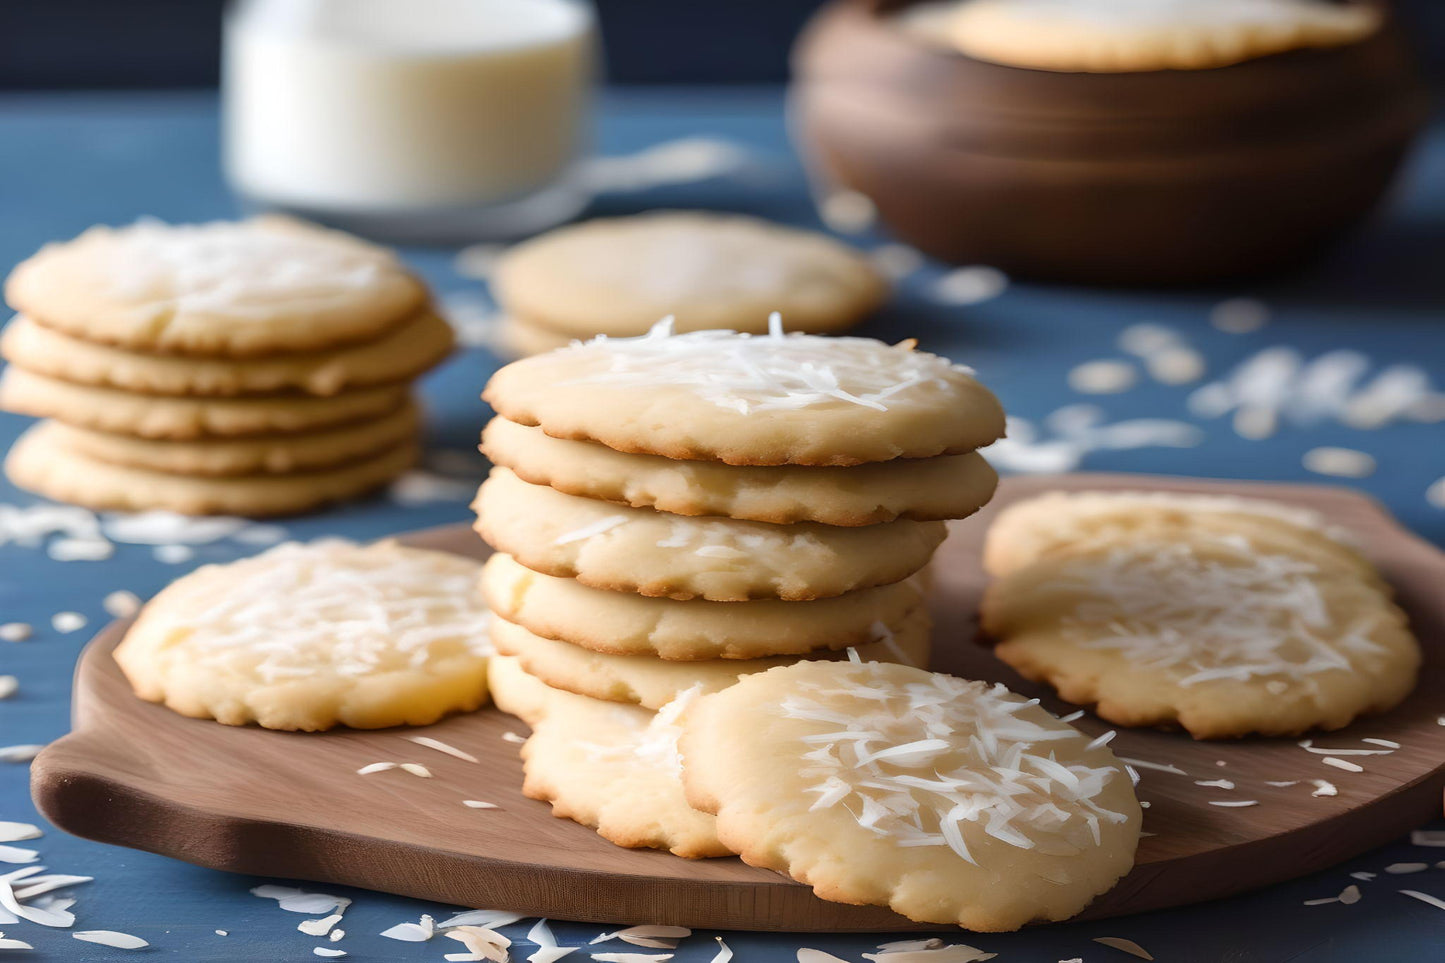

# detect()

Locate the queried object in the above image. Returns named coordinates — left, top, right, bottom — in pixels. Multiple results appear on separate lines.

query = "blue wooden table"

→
left=1, top=88, right=1443, bottom=962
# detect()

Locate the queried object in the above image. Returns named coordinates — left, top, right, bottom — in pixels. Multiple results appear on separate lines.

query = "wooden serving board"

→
left=31, top=474, right=1445, bottom=932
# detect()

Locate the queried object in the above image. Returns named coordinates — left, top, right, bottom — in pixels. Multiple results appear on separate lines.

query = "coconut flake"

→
left=863, top=945, right=996, bottom=962
left=931, top=266, right=1008, bottom=306
left=871, top=244, right=924, bottom=280
left=819, top=191, right=877, bottom=235
left=1302, top=447, right=1376, bottom=479
left=0, top=937, right=33, bottom=950
left=0, top=847, right=38, bottom=865
left=47, top=536, right=114, bottom=562
left=357, top=762, right=398, bottom=775
left=1207, top=800, right=1258, bottom=808
left=399, top=763, right=432, bottom=778
left=1210, top=298, right=1270, bottom=333
left=1322, top=758, right=1364, bottom=773
left=1400, top=889, right=1445, bottom=912
left=314, top=949, right=347, bottom=958
left=591, top=926, right=691, bottom=949
left=0, top=678, right=16, bottom=701
left=0, top=624, right=32, bottom=642
left=381, top=916, right=436, bottom=941
left=153, top=544, right=195, bottom=564
left=299, top=913, right=343, bottom=936
left=102, top=590, right=143, bottom=618
left=1092, top=936, right=1154, bottom=960
left=1385, top=863, right=1430, bottom=875
left=1194, top=780, right=1234, bottom=790
left=1410, top=830, right=1445, bottom=848
left=1068, top=360, right=1137, bottom=395
left=438, top=910, right=523, bottom=929
left=709, top=938, right=733, bottom=963
left=0, top=746, right=43, bottom=763
left=590, top=955, right=673, bottom=963
left=798, top=954, right=853, bottom=963
left=1311, top=780, right=1338, bottom=797
left=103, top=512, right=248, bottom=545
left=72, top=930, right=148, bottom=949
left=0, top=825, right=39, bottom=844
left=50, top=612, right=86, bottom=633
left=463, top=800, right=499, bottom=810
left=407, top=736, right=480, bottom=763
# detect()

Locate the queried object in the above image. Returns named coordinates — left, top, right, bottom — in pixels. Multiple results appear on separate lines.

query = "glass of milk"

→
left=223, top=0, right=597, bottom=241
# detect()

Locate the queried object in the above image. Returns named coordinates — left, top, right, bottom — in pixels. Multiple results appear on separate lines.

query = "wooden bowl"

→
left=789, top=0, right=1429, bottom=285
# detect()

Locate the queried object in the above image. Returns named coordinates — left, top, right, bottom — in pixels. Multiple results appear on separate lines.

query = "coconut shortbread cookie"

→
left=6, top=423, right=415, bottom=516
left=483, top=418, right=999, bottom=526
left=481, top=553, right=922, bottom=660
left=474, top=467, right=946, bottom=600
left=488, top=653, right=554, bottom=727
left=903, top=0, right=1382, bottom=73
left=0, top=368, right=408, bottom=439
left=484, top=320, right=1006, bottom=466
left=0, top=311, right=453, bottom=397
left=43, top=403, right=419, bottom=476
left=490, top=607, right=932, bottom=710
left=980, top=498, right=1420, bottom=738
left=6, top=217, right=427, bottom=355
left=502, top=665, right=730, bottom=858
left=680, top=660, right=1141, bottom=930
left=492, top=211, right=887, bottom=339
left=114, top=540, right=491, bottom=730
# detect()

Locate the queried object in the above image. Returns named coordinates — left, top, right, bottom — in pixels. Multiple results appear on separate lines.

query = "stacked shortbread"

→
left=476, top=320, right=1006, bottom=856
left=0, top=217, right=453, bottom=515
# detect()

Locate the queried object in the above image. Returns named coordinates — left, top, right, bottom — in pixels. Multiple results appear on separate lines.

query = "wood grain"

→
left=30, top=474, right=1445, bottom=932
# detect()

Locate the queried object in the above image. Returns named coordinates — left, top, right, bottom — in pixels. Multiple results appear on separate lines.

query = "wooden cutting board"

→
left=30, top=474, right=1445, bottom=932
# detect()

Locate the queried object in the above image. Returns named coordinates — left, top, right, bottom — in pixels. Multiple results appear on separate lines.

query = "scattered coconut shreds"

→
left=233, top=524, right=290, bottom=546
left=502, top=732, right=525, bottom=745
left=710, top=937, right=733, bottom=963
left=1305, top=884, right=1362, bottom=906
left=1311, top=780, right=1339, bottom=797
left=578, top=137, right=751, bottom=193
left=1400, top=889, right=1445, bottom=912
left=0, top=847, right=39, bottom=865
left=314, top=949, right=347, bottom=958
left=47, top=536, right=114, bottom=562
left=216, top=930, right=228, bottom=936
left=1207, top=800, right=1259, bottom=808
left=0, top=623, right=32, bottom=642
left=390, top=470, right=477, bottom=506
left=1302, top=447, right=1376, bottom=479
left=1427, top=477, right=1445, bottom=511
left=299, top=913, right=343, bottom=936
left=446, top=924, right=512, bottom=962
left=1092, top=936, right=1154, bottom=960
left=438, top=910, right=524, bottom=929
left=798, top=950, right=852, bottom=963
left=931, top=266, right=1008, bottom=306
left=1118, top=757, right=1188, bottom=777
left=250, top=885, right=351, bottom=916
left=1351, top=872, right=1377, bottom=881
left=381, top=915, right=436, bottom=942
left=153, top=544, right=195, bottom=564
left=0, top=677, right=16, bottom=701
left=1362, top=738, right=1401, bottom=749
left=1411, top=830, right=1445, bottom=848
left=1068, top=359, right=1138, bottom=395
left=528, top=918, right=579, bottom=963
left=1322, top=757, right=1365, bottom=773
left=102, top=512, right=249, bottom=546
left=1210, top=297, right=1270, bottom=333
left=0, top=746, right=43, bottom=764
left=331, top=929, right=345, bottom=941
left=591, top=925, right=691, bottom=950
left=1058, top=710, right=1085, bottom=724
left=863, top=945, right=996, bottom=962
left=1265, top=781, right=1299, bottom=788
left=1385, top=863, right=1430, bottom=875
left=102, top=590, right=142, bottom=618
left=463, top=800, right=499, bottom=810
left=73, top=930, right=148, bottom=950
left=50, top=612, right=86, bottom=634
left=0, top=936, right=33, bottom=950
left=0, top=825, right=40, bottom=844
left=1195, top=779, right=1234, bottom=790
left=819, top=190, right=877, bottom=235
left=400, top=763, right=432, bottom=778
left=0, top=879, right=74, bottom=928
left=357, top=762, right=398, bottom=775
left=878, top=940, right=944, bottom=952
left=407, top=735, right=480, bottom=763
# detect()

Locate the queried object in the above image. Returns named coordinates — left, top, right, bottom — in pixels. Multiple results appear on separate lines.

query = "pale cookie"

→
left=488, top=653, right=554, bottom=727
left=483, top=322, right=1006, bottom=466
left=490, top=607, right=932, bottom=709
left=492, top=211, right=887, bottom=338
left=43, top=403, right=419, bottom=476
left=482, top=417, right=999, bottom=526
left=473, top=467, right=946, bottom=600
left=496, top=316, right=575, bottom=358
left=982, top=491, right=1375, bottom=581
left=508, top=669, right=729, bottom=858
left=0, top=368, right=408, bottom=439
left=113, top=540, right=491, bottom=730
left=680, top=660, right=1141, bottom=930
left=980, top=523, right=1420, bottom=738
left=903, top=0, right=1382, bottom=73
left=6, top=422, right=415, bottom=516
left=0, top=311, right=453, bottom=396
left=6, top=217, right=427, bottom=355
left=480, top=552, right=922, bottom=660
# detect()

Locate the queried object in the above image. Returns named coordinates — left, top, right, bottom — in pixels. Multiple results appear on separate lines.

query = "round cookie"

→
left=6, top=216, right=427, bottom=355
left=0, top=368, right=408, bottom=439
left=482, top=417, right=999, bottom=526
left=473, top=467, right=946, bottom=600
left=905, top=0, right=1382, bottom=73
left=490, top=607, right=932, bottom=709
left=42, top=403, right=420, bottom=476
left=980, top=523, right=1420, bottom=738
left=113, top=540, right=491, bottom=730
left=982, top=491, right=1375, bottom=581
left=492, top=211, right=887, bottom=338
left=488, top=653, right=555, bottom=727
left=480, top=553, right=923, bottom=661
left=496, top=316, right=576, bottom=358
left=679, top=660, right=1141, bottom=931
left=0, top=310, right=453, bottom=397
left=483, top=323, right=1006, bottom=466
left=5, top=422, right=415, bottom=516
left=504, top=668, right=730, bottom=858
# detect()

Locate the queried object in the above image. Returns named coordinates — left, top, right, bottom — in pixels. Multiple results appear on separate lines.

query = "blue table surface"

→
left=1, top=87, right=1443, bottom=963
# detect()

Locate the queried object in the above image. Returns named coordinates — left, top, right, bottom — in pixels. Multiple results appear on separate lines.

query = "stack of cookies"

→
left=0, top=217, right=453, bottom=516
left=475, top=320, right=1006, bottom=856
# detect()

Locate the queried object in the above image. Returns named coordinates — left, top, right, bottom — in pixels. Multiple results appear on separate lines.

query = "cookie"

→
left=982, top=491, right=1375, bottom=581
left=487, top=653, right=554, bottom=727
left=6, top=217, right=428, bottom=356
left=507, top=668, right=729, bottom=858
left=490, top=607, right=931, bottom=709
left=480, top=552, right=923, bottom=660
left=905, top=0, right=1382, bottom=73
left=113, top=540, right=491, bottom=730
left=496, top=316, right=576, bottom=358
left=473, top=467, right=946, bottom=600
left=492, top=211, right=887, bottom=339
left=679, top=660, right=1141, bottom=930
left=5, top=422, right=415, bottom=516
left=0, top=368, right=408, bottom=439
left=980, top=507, right=1420, bottom=738
left=482, top=417, right=999, bottom=526
left=483, top=323, right=1006, bottom=466
left=0, top=310, right=453, bottom=397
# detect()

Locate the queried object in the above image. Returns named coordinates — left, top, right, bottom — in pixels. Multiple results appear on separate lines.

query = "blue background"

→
left=1, top=86, right=1444, bottom=961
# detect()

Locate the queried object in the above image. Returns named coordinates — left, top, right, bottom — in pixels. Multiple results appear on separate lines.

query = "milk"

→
left=223, top=0, right=596, bottom=239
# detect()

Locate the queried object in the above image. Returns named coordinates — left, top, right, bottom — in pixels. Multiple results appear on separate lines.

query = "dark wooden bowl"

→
left=790, top=0, right=1429, bottom=285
